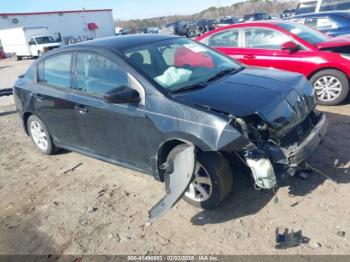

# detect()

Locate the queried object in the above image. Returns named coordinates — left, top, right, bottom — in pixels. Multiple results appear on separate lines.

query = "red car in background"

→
left=196, top=21, right=350, bottom=105
left=0, top=48, right=5, bottom=59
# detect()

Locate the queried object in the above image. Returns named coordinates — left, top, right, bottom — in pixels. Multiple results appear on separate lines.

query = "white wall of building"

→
left=0, top=10, right=115, bottom=43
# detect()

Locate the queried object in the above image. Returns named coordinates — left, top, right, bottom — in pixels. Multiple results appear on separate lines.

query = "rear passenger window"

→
left=244, top=28, right=290, bottom=49
left=208, top=30, right=239, bottom=47
left=75, top=53, right=129, bottom=96
left=37, top=54, right=72, bottom=88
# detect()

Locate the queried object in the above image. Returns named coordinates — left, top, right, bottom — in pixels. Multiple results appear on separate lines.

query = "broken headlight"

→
left=230, top=114, right=270, bottom=144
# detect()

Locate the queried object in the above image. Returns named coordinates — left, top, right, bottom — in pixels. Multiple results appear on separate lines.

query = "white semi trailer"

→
left=0, top=26, right=61, bottom=60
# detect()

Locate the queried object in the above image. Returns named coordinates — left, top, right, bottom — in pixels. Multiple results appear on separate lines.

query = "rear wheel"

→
left=14, top=53, right=22, bottom=61
left=182, top=151, right=233, bottom=209
left=27, top=115, right=56, bottom=155
left=310, top=69, right=349, bottom=106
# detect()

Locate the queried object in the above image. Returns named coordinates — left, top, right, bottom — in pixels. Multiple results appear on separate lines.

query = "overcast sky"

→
left=2, top=0, right=247, bottom=20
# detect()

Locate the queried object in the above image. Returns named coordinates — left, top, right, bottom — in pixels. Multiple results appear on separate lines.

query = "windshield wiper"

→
left=206, top=67, right=241, bottom=83
left=170, top=67, right=243, bottom=95
left=170, top=82, right=207, bottom=94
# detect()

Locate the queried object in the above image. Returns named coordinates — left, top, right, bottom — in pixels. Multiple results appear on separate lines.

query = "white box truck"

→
left=0, top=26, right=61, bottom=60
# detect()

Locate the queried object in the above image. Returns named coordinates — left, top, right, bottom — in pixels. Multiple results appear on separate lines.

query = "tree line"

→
left=116, top=0, right=295, bottom=30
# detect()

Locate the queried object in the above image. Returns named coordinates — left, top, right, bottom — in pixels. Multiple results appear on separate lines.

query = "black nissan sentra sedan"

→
left=13, top=35, right=327, bottom=221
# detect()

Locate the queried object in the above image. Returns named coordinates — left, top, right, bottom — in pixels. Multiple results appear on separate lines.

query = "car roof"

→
left=64, top=34, right=179, bottom=52
left=217, top=20, right=282, bottom=27
left=292, top=11, right=350, bottom=18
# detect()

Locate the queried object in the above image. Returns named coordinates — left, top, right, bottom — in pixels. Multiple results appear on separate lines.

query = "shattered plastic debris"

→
left=336, top=231, right=346, bottom=237
left=275, top=228, right=310, bottom=249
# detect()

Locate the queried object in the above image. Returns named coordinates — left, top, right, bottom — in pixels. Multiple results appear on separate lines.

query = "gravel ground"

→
left=0, top=58, right=349, bottom=255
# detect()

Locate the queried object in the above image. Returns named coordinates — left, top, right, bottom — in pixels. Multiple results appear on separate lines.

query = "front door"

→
left=72, top=51, right=152, bottom=170
left=240, top=27, right=304, bottom=74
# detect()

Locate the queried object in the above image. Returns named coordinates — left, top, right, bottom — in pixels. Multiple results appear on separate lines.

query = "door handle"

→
left=34, top=94, right=44, bottom=102
left=75, top=105, right=88, bottom=115
left=243, top=55, right=256, bottom=59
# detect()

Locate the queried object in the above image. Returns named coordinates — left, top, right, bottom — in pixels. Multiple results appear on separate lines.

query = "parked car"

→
left=14, top=35, right=327, bottom=220
left=0, top=47, right=5, bottom=59
left=197, top=19, right=217, bottom=34
left=289, top=11, right=350, bottom=37
left=218, top=16, right=239, bottom=27
left=280, top=9, right=296, bottom=18
left=296, top=0, right=350, bottom=15
left=173, top=21, right=197, bottom=37
left=243, top=13, right=271, bottom=21
left=197, top=20, right=350, bottom=105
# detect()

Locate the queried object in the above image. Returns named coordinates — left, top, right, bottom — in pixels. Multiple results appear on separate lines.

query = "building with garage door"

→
left=0, top=9, right=115, bottom=44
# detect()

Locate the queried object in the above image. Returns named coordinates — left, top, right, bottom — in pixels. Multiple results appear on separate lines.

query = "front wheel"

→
left=182, top=151, right=233, bottom=209
left=310, top=69, right=349, bottom=106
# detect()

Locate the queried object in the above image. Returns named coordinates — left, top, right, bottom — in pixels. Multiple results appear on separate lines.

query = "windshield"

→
left=278, top=22, right=329, bottom=44
left=35, top=36, right=57, bottom=44
left=123, top=38, right=241, bottom=93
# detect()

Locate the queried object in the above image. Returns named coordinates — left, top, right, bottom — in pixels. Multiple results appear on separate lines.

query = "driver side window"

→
left=75, top=52, right=129, bottom=96
left=244, top=28, right=290, bottom=49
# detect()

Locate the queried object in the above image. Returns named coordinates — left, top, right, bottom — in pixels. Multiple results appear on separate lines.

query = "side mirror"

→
left=29, top=40, right=35, bottom=46
left=104, top=86, right=140, bottom=104
left=281, top=41, right=299, bottom=52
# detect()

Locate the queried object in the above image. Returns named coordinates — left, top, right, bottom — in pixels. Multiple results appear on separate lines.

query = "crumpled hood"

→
left=174, top=67, right=315, bottom=130
left=316, top=36, right=350, bottom=49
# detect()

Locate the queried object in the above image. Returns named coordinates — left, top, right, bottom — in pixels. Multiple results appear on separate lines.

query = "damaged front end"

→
left=149, top=68, right=328, bottom=220
left=230, top=107, right=327, bottom=190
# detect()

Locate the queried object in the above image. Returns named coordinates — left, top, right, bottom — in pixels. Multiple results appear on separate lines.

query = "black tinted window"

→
left=38, top=53, right=71, bottom=88
left=75, top=53, right=128, bottom=96
left=296, top=1, right=318, bottom=14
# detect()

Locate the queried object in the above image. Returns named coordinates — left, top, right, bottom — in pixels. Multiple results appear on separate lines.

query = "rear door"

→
left=240, top=27, right=303, bottom=73
left=34, top=52, right=82, bottom=147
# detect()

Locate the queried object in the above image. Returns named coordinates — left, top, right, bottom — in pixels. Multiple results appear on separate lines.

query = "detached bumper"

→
left=268, top=113, right=328, bottom=167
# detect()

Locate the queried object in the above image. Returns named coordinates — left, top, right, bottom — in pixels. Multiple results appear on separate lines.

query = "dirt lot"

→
left=0, top=58, right=349, bottom=255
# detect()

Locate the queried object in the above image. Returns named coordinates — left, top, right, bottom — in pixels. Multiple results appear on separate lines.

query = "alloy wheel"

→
left=30, top=120, right=48, bottom=151
left=314, top=76, right=343, bottom=102
left=184, top=162, right=212, bottom=202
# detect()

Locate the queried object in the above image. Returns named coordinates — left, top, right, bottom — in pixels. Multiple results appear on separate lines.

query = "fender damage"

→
left=149, top=68, right=328, bottom=221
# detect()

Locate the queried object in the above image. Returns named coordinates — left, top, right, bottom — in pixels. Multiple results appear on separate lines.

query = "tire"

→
left=310, top=69, right=349, bottom=106
left=27, top=115, right=56, bottom=155
left=182, top=150, right=233, bottom=209
left=199, top=26, right=206, bottom=34
left=15, top=53, right=22, bottom=61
